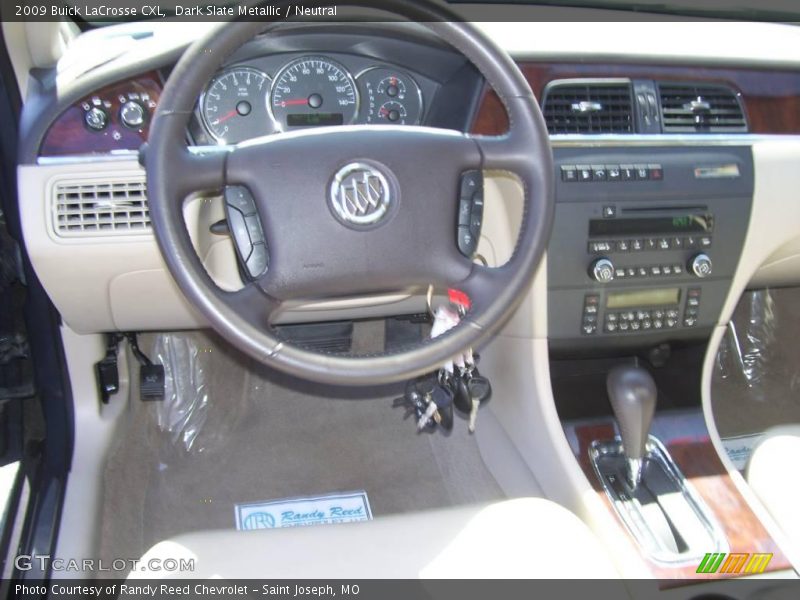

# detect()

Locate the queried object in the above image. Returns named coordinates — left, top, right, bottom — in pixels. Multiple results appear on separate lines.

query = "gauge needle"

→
left=280, top=98, right=309, bottom=106
left=214, top=110, right=238, bottom=124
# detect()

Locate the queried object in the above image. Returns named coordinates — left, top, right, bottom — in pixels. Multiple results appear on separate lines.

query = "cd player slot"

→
left=620, top=205, right=708, bottom=214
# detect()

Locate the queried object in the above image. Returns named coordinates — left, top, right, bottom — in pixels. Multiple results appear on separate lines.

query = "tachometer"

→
left=201, top=67, right=271, bottom=143
left=270, top=57, right=358, bottom=130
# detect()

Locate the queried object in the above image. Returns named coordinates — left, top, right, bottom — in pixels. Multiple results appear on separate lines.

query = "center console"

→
left=548, top=146, right=754, bottom=350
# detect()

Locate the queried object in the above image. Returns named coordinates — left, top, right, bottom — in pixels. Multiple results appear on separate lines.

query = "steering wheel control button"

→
left=458, top=170, right=484, bottom=257
left=458, top=227, right=478, bottom=257
left=589, top=258, right=615, bottom=283
left=224, top=186, right=268, bottom=278
left=225, top=186, right=257, bottom=216
left=329, top=162, right=392, bottom=228
left=246, top=243, right=268, bottom=278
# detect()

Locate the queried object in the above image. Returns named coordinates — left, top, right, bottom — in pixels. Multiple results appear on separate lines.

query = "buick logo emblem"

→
left=330, top=163, right=391, bottom=226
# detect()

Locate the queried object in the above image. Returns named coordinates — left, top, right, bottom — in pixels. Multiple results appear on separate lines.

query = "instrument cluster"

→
left=198, top=54, right=426, bottom=144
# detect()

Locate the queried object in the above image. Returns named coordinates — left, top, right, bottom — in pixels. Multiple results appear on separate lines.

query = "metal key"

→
left=430, top=383, right=454, bottom=432
left=416, top=400, right=439, bottom=432
left=466, top=375, right=492, bottom=433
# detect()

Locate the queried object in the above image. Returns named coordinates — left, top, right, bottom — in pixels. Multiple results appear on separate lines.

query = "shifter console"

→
left=590, top=365, right=727, bottom=564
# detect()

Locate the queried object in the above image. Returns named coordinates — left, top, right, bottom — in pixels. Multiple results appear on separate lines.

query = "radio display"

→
left=589, top=214, right=713, bottom=237
left=607, top=288, right=681, bottom=309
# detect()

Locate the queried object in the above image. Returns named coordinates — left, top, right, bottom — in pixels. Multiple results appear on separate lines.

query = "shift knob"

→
left=607, top=365, right=657, bottom=487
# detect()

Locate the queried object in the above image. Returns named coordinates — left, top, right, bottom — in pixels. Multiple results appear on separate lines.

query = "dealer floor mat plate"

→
left=235, top=490, right=372, bottom=530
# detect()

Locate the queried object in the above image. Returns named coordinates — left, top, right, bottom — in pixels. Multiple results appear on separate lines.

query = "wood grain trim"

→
left=472, top=62, right=800, bottom=136
left=574, top=422, right=791, bottom=584
left=39, top=72, right=162, bottom=157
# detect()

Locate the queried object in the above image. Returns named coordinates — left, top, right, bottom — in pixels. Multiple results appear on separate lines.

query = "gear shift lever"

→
left=607, top=365, right=657, bottom=488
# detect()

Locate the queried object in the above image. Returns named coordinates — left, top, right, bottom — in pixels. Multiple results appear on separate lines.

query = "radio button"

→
left=561, top=166, right=578, bottom=182
left=592, top=165, right=607, bottom=181
left=621, top=165, right=636, bottom=181
left=648, top=164, right=664, bottom=180
left=589, top=241, right=613, bottom=254
left=689, top=253, right=713, bottom=278
left=589, top=258, right=615, bottom=283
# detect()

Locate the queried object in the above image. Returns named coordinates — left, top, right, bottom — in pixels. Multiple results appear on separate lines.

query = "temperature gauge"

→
left=358, top=67, right=423, bottom=126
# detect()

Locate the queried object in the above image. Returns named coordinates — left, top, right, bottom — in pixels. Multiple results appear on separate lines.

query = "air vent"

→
left=52, top=177, right=150, bottom=237
left=542, top=80, right=634, bottom=134
left=658, top=83, right=747, bottom=133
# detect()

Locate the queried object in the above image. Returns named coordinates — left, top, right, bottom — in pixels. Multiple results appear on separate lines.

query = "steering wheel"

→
left=145, top=0, right=553, bottom=386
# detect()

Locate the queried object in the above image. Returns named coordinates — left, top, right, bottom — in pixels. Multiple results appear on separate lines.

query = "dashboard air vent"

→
left=658, top=83, right=747, bottom=133
left=52, top=177, right=150, bottom=237
left=542, top=81, right=634, bottom=134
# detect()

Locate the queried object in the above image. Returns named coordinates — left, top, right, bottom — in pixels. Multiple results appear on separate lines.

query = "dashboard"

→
left=36, top=27, right=483, bottom=158
left=15, top=21, right=800, bottom=342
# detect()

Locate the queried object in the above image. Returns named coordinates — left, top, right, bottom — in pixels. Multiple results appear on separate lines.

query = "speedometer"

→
left=269, top=57, right=358, bottom=130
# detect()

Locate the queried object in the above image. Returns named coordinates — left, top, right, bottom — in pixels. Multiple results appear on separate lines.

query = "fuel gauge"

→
left=358, top=67, right=423, bottom=126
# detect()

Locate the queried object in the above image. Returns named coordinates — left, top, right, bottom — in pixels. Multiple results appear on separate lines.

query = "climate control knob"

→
left=120, top=100, right=145, bottom=129
left=84, top=107, right=108, bottom=131
left=590, top=258, right=615, bottom=283
left=689, top=253, right=713, bottom=278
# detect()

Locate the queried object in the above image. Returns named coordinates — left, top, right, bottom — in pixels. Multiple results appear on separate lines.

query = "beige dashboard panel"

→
left=19, top=159, right=467, bottom=332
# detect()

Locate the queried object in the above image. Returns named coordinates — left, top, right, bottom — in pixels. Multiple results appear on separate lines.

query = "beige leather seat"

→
left=746, top=425, right=800, bottom=550
left=132, top=498, right=621, bottom=579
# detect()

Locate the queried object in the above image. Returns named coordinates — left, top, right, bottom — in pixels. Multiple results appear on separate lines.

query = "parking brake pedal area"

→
left=235, top=490, right=372, bottom=531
